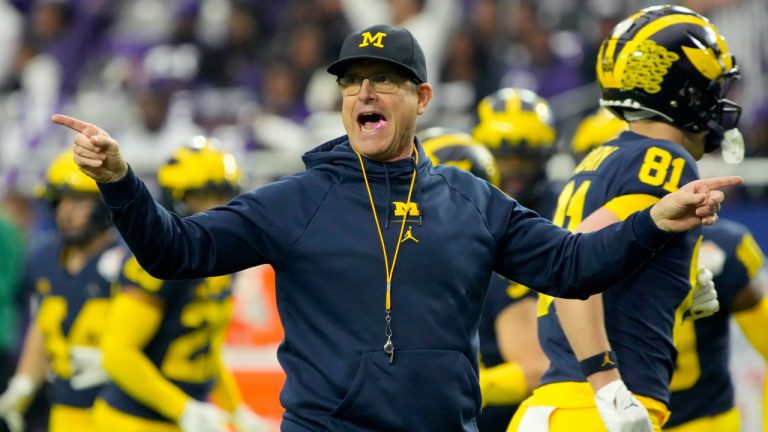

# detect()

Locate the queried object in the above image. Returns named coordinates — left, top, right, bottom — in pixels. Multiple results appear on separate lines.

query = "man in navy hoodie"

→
left=52, top=24, right=740, bottom=432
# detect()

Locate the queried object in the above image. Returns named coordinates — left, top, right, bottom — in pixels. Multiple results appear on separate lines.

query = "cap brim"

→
left=326, top=55, right=423, bottom=83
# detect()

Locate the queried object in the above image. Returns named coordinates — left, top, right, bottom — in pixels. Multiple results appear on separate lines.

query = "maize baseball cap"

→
left=327, top=24, right=427, bottom=83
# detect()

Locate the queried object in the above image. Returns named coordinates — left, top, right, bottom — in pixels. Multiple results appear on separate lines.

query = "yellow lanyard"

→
left=355, top=148, right=418, bottom=364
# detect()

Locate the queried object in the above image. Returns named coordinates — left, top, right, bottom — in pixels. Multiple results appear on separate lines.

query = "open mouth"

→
left=358, top=112, right=388, bottom=131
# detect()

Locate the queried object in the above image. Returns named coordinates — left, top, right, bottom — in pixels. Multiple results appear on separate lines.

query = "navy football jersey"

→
left=26, top=236, right=123, bottom=407
left=538, top=131, right=700, bottom=404
left=666, top=220, right=766, bottom=427
left=99, top=256, right=234, bottom=422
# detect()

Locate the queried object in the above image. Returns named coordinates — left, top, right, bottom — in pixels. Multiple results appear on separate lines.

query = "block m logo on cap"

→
left=359, top=31, right=387, bottom=48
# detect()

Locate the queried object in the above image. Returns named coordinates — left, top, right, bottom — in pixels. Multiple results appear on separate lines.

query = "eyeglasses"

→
left=337, top=73, right=416, bottom=96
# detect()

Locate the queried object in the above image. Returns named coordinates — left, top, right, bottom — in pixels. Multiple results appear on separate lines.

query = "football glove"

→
left=179, top=399, right=230, bottom=432
left=594, top=379, right=653, bottom=432
left=0, top=375, right=35, bottom=432
left=683, top=268, right=719, bottom=321
left=69, top=346, right=110, bottom=390
left=233, top=404, right=270, bottom=432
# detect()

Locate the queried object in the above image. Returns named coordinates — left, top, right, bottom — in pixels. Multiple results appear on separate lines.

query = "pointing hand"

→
left=51, top=114, right=128, bottom=183
left=650, top=176, right=742, bottom=232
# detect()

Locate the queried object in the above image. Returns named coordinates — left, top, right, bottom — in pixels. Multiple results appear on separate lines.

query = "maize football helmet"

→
left=472, top=88, right=556, bottom=208
left=597, top=5, right=742, bottom=159
left=41, top=150, right=112, bottom=243
left=472, top=87, right=557, bottom=158
left=570, top=108, right=628, bottom=157
left=42, top=150, right=100, bottom=199
left=418, top=127, right=500, bottom=187
left=157, top=136, right=242, bottom=216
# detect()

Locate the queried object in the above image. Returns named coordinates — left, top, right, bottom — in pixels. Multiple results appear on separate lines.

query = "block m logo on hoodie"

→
left=392, top=201, right=421, bottom=224
left=393, top=201, right=419, bottom=216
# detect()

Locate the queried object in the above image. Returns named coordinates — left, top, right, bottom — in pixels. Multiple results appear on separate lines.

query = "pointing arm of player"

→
left=554, top=207, right=653, bottom=432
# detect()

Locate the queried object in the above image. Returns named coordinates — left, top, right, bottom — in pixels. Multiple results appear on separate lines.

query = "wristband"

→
left=579, top=351, right=619, bottom=377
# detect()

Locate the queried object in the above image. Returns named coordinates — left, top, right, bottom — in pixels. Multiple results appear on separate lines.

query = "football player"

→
left=665, top=219, right=767, bottom=431
left=509, top=6, right=742, bottom=432
left=471, top=88, right=562, bottom=431
left=568, top=95, right=764, bottom=432
left=90, top=139, right=268, bottom=432
left=472, top=87, right=560, bottom=218
left=0, top=150, right=125, bottom=432
left=567, top=80, right=766, bottom=432
left=420, top=126, right=549, bottom=432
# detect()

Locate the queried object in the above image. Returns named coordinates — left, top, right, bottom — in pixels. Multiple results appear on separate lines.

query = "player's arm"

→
left=554, top=207, right=622, bottom=390
left=210, top=317, right=241, bottom=414
left=732, top=284, right=768, bottom=360
left=100, top=288, right=190, bottom=421
left=555, top=205, right=653, bottom=431
left=211, top=363, right=242, bottom=412
left=211, top=354, right=267, bottom=431
left=731, top=234, right=768, bottom=360
left=481, top=297, right=547, bottom=405
left=209, top=303, right=268, bottom=432
left=0, top=322, right=49, bottom=402
left=13, top=322, right=49, bottom=389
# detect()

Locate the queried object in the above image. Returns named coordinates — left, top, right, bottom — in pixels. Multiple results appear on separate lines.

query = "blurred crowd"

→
left=0, top=0, right=767, bottom=233
left=2, top=0, right=768, bottom=189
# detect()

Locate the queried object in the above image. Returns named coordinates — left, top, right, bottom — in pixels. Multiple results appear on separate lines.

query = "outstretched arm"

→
left=495, top=175, right=740, bottom=301
left=50, top=114, right=282, bottom=279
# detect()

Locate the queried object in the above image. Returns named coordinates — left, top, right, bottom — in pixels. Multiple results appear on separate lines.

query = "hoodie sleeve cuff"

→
left=98, top=165, right=141, bottom=208
left=631, top=207, right=676, bottom=251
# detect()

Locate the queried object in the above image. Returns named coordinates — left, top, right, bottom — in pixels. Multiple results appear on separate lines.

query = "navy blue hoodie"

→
left=99, top=136, right=673, bottom=431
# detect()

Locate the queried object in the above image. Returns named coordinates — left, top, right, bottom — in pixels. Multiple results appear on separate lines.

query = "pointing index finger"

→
left=698, top=176, right=743, bottom=191
left=50, top=114, right=109, bottom=138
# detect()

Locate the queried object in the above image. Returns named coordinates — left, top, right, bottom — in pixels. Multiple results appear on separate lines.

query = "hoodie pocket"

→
left=330, top=349, right=481, bottom=431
